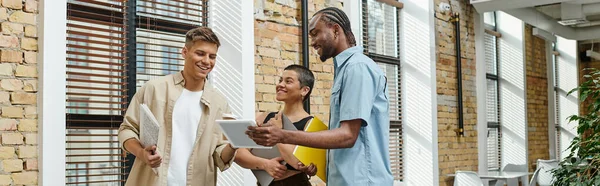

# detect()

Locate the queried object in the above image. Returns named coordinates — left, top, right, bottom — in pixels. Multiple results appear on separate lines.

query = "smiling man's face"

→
left=309, top=14, right=337, bottom=62
left=181, top=40, right=218, bottom=81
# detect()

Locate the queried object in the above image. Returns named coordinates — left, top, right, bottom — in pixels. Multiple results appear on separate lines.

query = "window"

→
left=484, top=12, right=502, bottom=171
left=67, top=97, right=89, bottom=114
left=66, top=128, right=122, bottom=185
left=552, top=37, right=579, bottom=161
left=66, top=163, right=88, bottom=185
left=363, top=0, right=402, bottom=181
left=67, top=34, right=89, bottom=66
left=66, top=1, right=127, bottom=184
left=135, top=30, right=186, bottom=88
left=552, top=42, right=561, bottom=159
left=65, top=0, right=208, bottom=184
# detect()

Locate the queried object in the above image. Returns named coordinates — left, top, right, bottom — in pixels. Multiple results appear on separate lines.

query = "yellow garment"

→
left=292, top=116, right=328, bottom=182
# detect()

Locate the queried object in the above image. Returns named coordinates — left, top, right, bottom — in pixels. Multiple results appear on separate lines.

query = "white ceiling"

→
left=471, top=0, right=600, bottom=41
left=471, top=0, right=600, bottom=12
left=535, top=2, right=600, bottom=27
left=470, top=0, right=568, bottom=12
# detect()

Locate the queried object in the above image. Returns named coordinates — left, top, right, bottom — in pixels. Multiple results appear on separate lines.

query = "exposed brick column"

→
left=0, top=0, right=39, bottom=185
left=253, top=0, right=340, bottom=185
left=524, top=24, right=550, bottom=172
left=254, top=0, right=338, bottom=124
left=434, top=0, right=478, bottom=185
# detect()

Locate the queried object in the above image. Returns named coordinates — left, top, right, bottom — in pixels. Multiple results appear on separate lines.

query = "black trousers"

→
left=258, top=173, right=311, bottom=186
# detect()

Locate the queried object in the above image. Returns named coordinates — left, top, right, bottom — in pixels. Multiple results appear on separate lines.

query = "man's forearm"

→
left=220, top=144, right=236, bottom=163
left=283, top=128, right=356, bottom=149
left=123, top=138, right=143, bottom=157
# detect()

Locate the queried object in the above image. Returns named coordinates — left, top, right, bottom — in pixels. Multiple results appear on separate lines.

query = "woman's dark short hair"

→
left=284, top=65, right=315, bottom=102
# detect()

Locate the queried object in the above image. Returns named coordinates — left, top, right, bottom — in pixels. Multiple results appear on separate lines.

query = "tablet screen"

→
left=216, top=119, right=272, bottom=149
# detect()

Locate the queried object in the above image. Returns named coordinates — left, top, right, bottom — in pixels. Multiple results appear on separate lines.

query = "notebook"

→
left=292, top=116, right=328, bottom=182
left=139, top=104, right=160, bottom=174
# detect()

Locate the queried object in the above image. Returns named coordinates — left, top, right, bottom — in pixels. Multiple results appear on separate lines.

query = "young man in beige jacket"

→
left=118, top=27, right=237, bottom=186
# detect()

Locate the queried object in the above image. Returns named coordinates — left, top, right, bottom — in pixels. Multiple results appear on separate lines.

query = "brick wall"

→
left=253, top=0, right=338, bottom=185
left=0, top=0, right=39, bottom=185
left=524, top=24, right=550, bottom=172
left=254, top=0, right=338, bottom=124
left=434, top=0, right=478, bottom=185
left=578, top=50, right=600, bottom=141
left=578, top=52, right=600, bottom=115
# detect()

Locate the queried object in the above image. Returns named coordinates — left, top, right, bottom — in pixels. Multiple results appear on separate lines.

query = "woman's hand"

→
left=297, top=162, right=317, bottom=177
left=261, top=157, right=287, bottom=179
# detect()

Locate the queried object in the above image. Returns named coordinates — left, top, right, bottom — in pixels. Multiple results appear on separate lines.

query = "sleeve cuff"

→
left=118, top=129, right=139, bottom=154
left=340, top=110, right=369, bottom=127
left=213, top=143, right=237, bottom=171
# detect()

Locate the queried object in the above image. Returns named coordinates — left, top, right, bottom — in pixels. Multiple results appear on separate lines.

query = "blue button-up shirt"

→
left=327, top=46, right=393, bottom=186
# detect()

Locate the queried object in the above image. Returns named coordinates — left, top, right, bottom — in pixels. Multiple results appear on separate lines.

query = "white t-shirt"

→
left=167, top=89, right=203, bottom=186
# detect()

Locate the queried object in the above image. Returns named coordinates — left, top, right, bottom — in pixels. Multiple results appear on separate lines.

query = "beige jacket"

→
left=118, top=72, right=234, bottom=186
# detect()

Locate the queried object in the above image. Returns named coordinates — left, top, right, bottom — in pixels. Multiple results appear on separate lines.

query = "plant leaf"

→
left=568, top=87, right=580, bottom=96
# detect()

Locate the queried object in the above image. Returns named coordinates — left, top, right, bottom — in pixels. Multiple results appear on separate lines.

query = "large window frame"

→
left=65, top=1, right=209, bottom=185
left=362, top=0, right=403, bottom=181
left=483, top=11, right=502, bottom=171
left=551, top=42, right=562, bottom=160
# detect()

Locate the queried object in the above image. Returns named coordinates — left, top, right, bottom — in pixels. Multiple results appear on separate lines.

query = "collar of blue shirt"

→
left=333, top=46, right=364, bottom=69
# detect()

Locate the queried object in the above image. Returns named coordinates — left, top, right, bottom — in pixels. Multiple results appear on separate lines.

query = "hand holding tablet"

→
left=216, top=119, right=272, bottom=149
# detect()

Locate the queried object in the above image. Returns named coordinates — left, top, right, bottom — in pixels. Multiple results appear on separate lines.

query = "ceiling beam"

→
left=575, top=26, right=600, bottom=40
left=503, top=7, right=600, bottom=41
left=471, top=0, right=570, bottom=13
left=503, top=7, right=577, bottom=39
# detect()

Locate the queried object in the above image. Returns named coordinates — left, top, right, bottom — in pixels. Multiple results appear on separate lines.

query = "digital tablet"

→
left=216, top=119, right=272, bottom=149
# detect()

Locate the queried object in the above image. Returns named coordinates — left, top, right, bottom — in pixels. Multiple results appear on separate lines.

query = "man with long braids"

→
left=247, top=7, right=393, bottom=186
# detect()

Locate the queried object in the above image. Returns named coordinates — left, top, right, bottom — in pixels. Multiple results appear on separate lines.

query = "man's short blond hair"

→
left=185, top=27, right=221, bottom=47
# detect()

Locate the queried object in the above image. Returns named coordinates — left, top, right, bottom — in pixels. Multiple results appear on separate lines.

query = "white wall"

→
left=496, top=11, right=528, bottom=169
left=546, top=41, right=557, bottom=160
left=210, top=0, right=256, bottom=185
left=474, top=12, right=489, bottom=178
left=39, top=0, right=67, bottom=185
left=344, top=0, right=361, bottom=47
left=399, top=0, right=439, bottom=185
left=555, top=36, right=578, bottom=160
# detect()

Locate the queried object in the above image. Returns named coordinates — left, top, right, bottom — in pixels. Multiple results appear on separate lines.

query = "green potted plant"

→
left=551, top=68, right=600, bottom=186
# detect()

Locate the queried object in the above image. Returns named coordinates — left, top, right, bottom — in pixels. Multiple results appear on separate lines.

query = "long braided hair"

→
left=314, top=7, right=356, bottom=46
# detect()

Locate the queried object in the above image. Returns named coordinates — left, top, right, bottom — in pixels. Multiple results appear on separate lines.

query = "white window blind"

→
left=378, top=63, right=401, bottom=121
left=365, top=0, right=398, bottom=57
left=134, top=0, right=207, bottom=88
left=484, top=32, right=501, bottom=170
left=554, top=36, right=579, bottom=160
left=377, top=62, right=402, bottom=180
left=135, top=30, right=185, bottom=89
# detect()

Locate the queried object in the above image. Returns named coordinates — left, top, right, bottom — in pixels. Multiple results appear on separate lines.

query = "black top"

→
left=262, top=112, right=313, bottom=171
